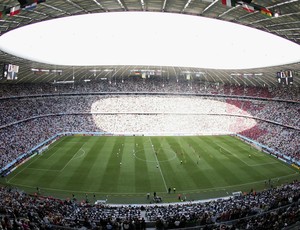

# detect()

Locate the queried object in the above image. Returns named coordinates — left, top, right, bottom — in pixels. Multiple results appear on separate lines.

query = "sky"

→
left=0, top=11, right=300, bottom=69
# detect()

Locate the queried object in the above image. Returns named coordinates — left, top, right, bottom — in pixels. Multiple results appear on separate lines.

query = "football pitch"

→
left=4, top=135, right=300, bottom=204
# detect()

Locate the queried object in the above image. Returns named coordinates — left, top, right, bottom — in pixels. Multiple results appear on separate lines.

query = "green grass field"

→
left=3, top=135, right=300, bottom=204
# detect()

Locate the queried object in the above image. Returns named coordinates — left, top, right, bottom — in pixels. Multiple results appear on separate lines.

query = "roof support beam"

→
left=42, top=3, right=71, bottom=15
left=65, top=0, right=89, bottom=13
left=116, top=0, right=128, bottom=11
left=162, top=0, right=167, bottom=12
left=141, top=0, right=145, bottom=11
left=201, top=0, right=218, bottom=15
left=92, top=0, right=108, bottom=12
left=182, top=0, right=192, bottom=13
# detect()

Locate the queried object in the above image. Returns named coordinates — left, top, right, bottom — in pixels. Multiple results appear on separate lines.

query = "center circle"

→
left=133, top=148, right=177, bottom=163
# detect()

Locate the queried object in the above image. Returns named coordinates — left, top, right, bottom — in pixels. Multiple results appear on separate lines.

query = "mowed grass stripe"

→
left=216, top=136, right=275, bottom=182
left=197, top=136, right=239, bottom=188
left=162, top=137, right=210, bottom=191
left=161, top=137, right=187, bottom=190
left=41, top=136, right=69, bottom=160
left=36, top=137, right=88, bottom=189
left=149, top=137, right=168, bottom=192
left=8, top=140, right=84, bottom=187
left=174, top=136, right=212, bottom=190
left=187, top=136, right=226, bottom=187
left=218, top=136, right=294, bottom=180
left=141, top=137, right=167, bottom=193
left=28, top=141, right=82, bottom=170
left=117, top=137, right=138, bottom=193
left=134, top=137, right=152, bottom=193
left=152, top=137, right=179, bottom=191
left=199, top=136, right=265, bottom=186
left=98, top=136, right=125, bottom=193
left=211, top=138, right=267, bottom=182
left=220, top=145, right=266, bottom=182
left=60, top=136, right=104, bottom=192
left=196, top=136, right=243, bottom=186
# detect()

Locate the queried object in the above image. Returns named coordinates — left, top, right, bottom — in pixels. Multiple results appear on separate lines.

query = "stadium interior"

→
left=0, top=0, right=300, bottom=230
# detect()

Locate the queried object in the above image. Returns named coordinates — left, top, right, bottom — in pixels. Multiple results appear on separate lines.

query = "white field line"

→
left=45, top=139, right=85, bottom=160
left=215, top=142, right=278, bottom=167
left=216, top=143, right=250, bottom=166
left=65, top=142, right=87, bottom=144
left=7, top=154, right=42, bottom=183
left=26, top=168, right=60, bottom=172
left=225, top=146, right=285, bottom=167
left=149, top=137, right=168, bottom=192
left=8, top=172, right=299, bottom=196
left=175, top=172, right=300, bottom=194
left=248, top=162, right=280, bottom=167
left=46, top=140, right=86, bottom=160
left=7, top=138, right=66, bottom=183
left=8, top=145, right=87, bottom=183
left=45, top=148, right=62, bottom=160
left=59, top=147, right=86, bottom=173
left=73, top=148, right=86, bottom=160
left=43, top=137, right=66, bottom=160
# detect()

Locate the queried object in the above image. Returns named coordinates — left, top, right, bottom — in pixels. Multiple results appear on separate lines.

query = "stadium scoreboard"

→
left=2, top=63, right=19, bottom=80
left=276, top=70, right=293, bottom=85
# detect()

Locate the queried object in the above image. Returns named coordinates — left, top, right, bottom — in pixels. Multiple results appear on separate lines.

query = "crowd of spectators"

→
left=0, top=115, right=103, bottom=169
left=245, top=121, right=300, bottom=162
left=225, top=99, right=299, bottom=129
left=0, top=79, right=299, bottom=229
left=146, top=180, right=300, bottom=229
left=0, top=77, right=299, bottom=101
left=0, top=180, right=299, bottom=229
left=0, top=95, right=298, bottom=130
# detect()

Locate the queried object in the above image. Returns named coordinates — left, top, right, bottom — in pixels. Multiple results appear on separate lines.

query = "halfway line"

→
left=149, top=137, right=168, bottom=192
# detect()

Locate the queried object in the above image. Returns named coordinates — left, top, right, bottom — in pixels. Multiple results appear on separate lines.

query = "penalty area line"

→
left=6, top=154, right=42, bottom=184
left=59, top=144, right=87, bottom=173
